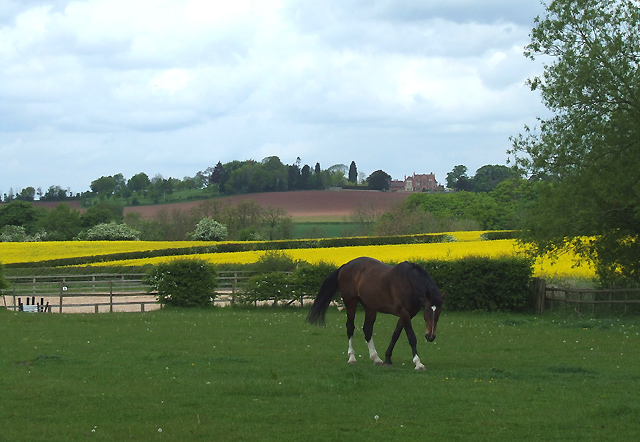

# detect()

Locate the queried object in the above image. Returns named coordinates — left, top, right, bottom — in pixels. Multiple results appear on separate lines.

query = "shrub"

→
left=189, top=218, right=228, bottom=241
left=0, top=225, right=46, bottom=242
left=146, top=259, right=218, bottom=307
left=250, top=250, right=300, bottom=273
left=240, top=272, right=291, bottom=306
left=78, top=222, right=140, bottom=241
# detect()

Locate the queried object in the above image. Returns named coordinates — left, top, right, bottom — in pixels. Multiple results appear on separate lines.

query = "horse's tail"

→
left=306, top=267, right=341, bottom=327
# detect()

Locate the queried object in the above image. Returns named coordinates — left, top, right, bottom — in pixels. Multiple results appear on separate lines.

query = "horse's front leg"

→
left=383, top=319, right=404, bottom=366
left=363, top=309, right=383, bottom=365
left=403, top=321, right=426, bottom=371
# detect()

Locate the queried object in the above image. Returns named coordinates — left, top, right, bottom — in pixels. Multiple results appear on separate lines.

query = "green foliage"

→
left=510, top=0, right=640, bottom=285
left=37, top=203, right=82, bottom=240
left=372, top=203, right=481, bottom=235
left=189, top=218, right=228, bottom=241
left=472, top=165, right=517, bottom=193
left=236, top=257, right=533, bottom=312
left=81, top=199, right=124, bottom=227
left=0, top=262, right=9, bottom=292
left=0, top=225, right=46, bottom=242
left=146, top=259, right=217, bottom=307
left=250, top=250, right=299, bottom=273
left=366, top=170, right=391, bottom=190
left=77, top=222, right=141, bottom=241
left=0, top=200, right=44, bottom=234
left=480, top=231, right=517, bottom=241
left=240, top=272, right=291, bottom=305
left=418, top=256, right=534, bottom=312
left=446, top=165, right=472, bottom=191
left=290, top=261, right=339, bottom=298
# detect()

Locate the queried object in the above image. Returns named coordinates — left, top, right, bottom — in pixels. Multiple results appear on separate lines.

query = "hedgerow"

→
left=417, top=256, right=534, bottom=312
left=235, top=255, right=534, bottom=312
left=4, top=232, right=450, bottom=268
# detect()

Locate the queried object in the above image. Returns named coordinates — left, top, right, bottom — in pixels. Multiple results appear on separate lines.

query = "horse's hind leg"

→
left=363, top=309, right=384, bottom=365
left=345, top=300, right=357, bottom=364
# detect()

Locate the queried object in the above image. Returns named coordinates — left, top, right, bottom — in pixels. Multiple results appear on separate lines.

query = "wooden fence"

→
left=2, top=271, right=257, bottom=314
left=533, top=278, right=640, bottom=315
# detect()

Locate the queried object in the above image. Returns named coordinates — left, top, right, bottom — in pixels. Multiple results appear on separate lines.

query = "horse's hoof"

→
left=415, top=365, right=426, bottom=371
left=373, top=360, right=384, bottom=366
left=348, top=360, right=357, bottom=365
left=382, top=362, right=393, bottom=368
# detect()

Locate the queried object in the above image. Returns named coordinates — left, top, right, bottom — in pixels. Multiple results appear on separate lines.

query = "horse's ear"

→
left=441, top=290, right=447, bottom=299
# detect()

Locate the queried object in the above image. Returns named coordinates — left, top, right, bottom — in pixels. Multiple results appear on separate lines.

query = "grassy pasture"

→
left=292, top=222, right=359, bottom=238
left=1, top=307, right=638, bottom=441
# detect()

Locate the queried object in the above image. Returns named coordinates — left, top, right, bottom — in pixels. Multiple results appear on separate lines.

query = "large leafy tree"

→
left=509, top=0, right=640, bottom=285
left=446, top=165, right=472, bottom=191
left=367, top=170, right=392, bottom=191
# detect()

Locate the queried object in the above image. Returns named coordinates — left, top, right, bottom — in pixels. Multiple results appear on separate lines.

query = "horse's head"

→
left=424, top=291, right=445, bottom=342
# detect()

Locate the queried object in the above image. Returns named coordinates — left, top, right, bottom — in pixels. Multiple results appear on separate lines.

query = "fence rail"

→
left=533, top=278, right=640, bottom=314
left=2, top=272, right=257, bottom=314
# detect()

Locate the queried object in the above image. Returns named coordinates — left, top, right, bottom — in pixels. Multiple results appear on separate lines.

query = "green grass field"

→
left=1, top=307, right=639, bottom=441
left=292, top=222, right=360, bottom=238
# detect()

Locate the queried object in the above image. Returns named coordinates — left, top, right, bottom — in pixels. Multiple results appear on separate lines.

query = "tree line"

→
left=1, top=158, right=371, bottom=204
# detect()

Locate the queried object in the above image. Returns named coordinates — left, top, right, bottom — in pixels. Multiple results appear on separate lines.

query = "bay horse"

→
left=306, top=257, right=444, bottom=370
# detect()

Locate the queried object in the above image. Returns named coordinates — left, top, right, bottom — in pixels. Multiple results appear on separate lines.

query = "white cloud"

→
left=0, top=0, right=547, bottom=194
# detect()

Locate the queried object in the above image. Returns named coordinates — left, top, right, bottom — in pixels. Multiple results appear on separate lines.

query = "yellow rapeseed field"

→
left=0, top=240, right=227, bottom=265
left=0, top=232, right=595, bottom=278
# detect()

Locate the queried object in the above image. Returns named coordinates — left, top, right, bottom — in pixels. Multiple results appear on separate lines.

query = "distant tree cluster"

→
left=1, top=157, right=356, bottom=205
left=446, top=164, right=517, bottom=193
left=0, top=199, right=132, bottom=242
left=350, top=177, right=536, bottom=237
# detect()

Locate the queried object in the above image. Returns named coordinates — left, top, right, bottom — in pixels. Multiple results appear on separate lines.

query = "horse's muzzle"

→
left=425, top=334, right=436, bottom=342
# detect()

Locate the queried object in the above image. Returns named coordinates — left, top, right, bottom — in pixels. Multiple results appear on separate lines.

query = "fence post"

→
left=533, top=278, right=546, bottom=314
left=109, top=281, right=114, bottom=313
left=59, top=282, right=64, bottom=314
left=231, top=271, right=237, bottom=305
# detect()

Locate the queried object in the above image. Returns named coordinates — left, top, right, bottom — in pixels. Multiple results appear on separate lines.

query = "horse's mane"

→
left=398, top=262, right=442, bottom=307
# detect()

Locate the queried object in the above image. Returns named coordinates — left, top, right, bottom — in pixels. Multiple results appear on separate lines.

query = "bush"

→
left=418, top=256, right=534, bottom=312
left=78, top=222, right=140, bottom=241
left=240, top=272, right=291, bottom=306
left=250, top=250, right=300, bottom=273
left=146, top=259, right=218, bottom=307
left=189, top=218, right=228, bottom=241
left=0, top=225, right=46, bottom=242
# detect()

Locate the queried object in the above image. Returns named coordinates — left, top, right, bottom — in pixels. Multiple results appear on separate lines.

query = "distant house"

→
left=390, top=173, right=440, bottom=192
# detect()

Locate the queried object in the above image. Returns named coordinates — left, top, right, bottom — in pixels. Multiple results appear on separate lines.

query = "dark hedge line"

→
left=239, top=256, right=534, bottom=312
left=416, top=256, right=534, bottom=312
left=480, top=230, right=517, bottom=240
left=6, top=233, right=449, bottom=268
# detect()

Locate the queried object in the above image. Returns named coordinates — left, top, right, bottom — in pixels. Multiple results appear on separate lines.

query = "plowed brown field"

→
left=123, top=190, right=410, bottom=220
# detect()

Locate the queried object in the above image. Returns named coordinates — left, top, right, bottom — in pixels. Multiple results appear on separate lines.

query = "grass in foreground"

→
left=1, top=307, right=638, bottom=441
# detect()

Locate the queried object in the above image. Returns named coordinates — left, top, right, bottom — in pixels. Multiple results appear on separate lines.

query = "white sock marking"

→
left=413, top=354, right=426, bottom=371
left=347, top=338, right=356, bottom=364
left=367, top=339, right=384, bottom=365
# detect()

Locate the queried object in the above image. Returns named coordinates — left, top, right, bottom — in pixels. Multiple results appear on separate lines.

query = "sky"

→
left=0, top=0, right=548, bottom=196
